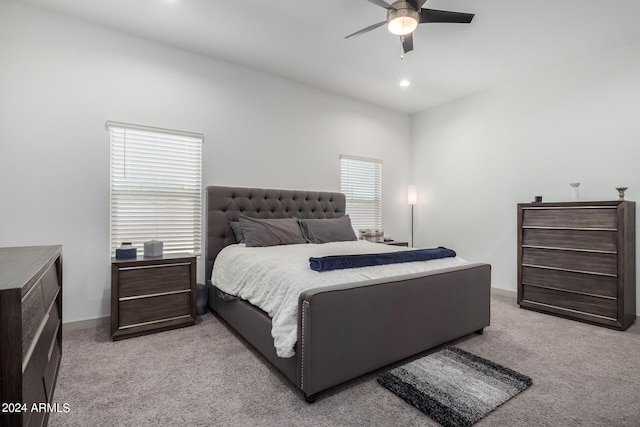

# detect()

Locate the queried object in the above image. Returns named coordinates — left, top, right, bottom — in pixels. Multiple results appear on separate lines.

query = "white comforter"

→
left=212, top=240, right=468, bottom=358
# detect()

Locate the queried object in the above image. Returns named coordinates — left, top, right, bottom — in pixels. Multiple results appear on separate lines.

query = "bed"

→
left=205, top=185, right=491, bottom=402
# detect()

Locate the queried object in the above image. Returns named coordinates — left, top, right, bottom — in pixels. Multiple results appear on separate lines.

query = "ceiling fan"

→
left=345, top=0, right=474, bottom=55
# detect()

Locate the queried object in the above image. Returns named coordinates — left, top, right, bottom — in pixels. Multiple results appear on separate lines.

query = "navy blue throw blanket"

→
left=309, top=247, right=457, bottom=272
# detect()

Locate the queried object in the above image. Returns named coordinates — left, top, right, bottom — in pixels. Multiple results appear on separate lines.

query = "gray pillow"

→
left=239, top=216, right=307, bottom=247
left=298, top=216, right=358, bottom=244
left=229, top=221, right=245, bottom=243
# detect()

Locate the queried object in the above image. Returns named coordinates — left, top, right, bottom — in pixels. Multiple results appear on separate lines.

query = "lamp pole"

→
left=411, top=204, right=414, bottom=247
left=408, top=185, right=417, bottom=248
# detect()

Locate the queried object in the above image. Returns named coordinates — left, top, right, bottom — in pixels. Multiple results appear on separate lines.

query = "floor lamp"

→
left=407, top=185, right=417, bottom=247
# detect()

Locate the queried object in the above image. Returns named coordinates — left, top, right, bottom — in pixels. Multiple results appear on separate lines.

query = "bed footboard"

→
left=297, top=263, right=491, bottom=398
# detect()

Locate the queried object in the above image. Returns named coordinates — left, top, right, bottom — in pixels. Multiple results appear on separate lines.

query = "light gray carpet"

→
left=378, top=347, right=532, bottom=426
left=49, top=293, right=640, bottom=426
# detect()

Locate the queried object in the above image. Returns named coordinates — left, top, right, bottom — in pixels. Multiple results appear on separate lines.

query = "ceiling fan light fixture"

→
left=387, top=2, right=419, bottom=36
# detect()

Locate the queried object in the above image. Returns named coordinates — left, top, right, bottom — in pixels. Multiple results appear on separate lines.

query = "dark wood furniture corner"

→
left=0, top=245, right=63, bottom=427
left=111, top=253, right=197, bottom=340
left=517, top=200, right=636, bottom=330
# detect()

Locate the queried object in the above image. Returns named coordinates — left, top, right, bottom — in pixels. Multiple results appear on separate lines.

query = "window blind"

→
left=107, top=121, right=203, bottom=256
left=340, top=155, right=382, bottom=232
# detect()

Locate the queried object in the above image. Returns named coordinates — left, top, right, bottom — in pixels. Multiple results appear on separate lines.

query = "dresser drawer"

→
left=119, top=292, right=191, bottom=328
left=522, top=247, right=617, bottom=276
left=522, top=285, right=617, bottom=319
left=44, top=338, right=61, bottom=401
left=118, top=263, right=192, bottom=298
left=40, top=261, right=61, bottom=309
left=22, top=302, right=61, bottom=427
left=522, top=207, right=617, bottom=229
left=22, top=281, right=46, bottom=360
left=522, top=266, right=617, bottom=298
left=522, top=228, right=617, bottom=252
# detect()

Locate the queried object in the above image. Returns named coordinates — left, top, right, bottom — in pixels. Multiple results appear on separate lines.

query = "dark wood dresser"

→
left=517, top=201, right=636, bottom=330
left=0, top=245, right=63, bottom=427
left=111, top=253, right=197, bottom=340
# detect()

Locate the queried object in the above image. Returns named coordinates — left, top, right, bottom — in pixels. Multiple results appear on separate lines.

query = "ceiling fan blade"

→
left=366, top=0, right=394, bottom=9
left=420, top=8, right=475, bottom=24
left=345, top=21, right=386, bottom=39
left=401, top=33, right=414, bottom=54
left=407, top=0, right=428, bottom=9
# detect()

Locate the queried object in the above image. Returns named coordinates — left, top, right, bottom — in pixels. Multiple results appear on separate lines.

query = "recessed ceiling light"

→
left=400, top=80, right=410, bottom=87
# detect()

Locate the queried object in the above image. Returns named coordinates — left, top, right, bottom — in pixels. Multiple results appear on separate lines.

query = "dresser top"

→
left=519, top=200, right=634, bottom=208
left=0, top=245, right=62, bottom=292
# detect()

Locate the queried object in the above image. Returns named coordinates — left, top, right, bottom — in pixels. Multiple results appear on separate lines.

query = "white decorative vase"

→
left=570, top=183, right=580, bottom=201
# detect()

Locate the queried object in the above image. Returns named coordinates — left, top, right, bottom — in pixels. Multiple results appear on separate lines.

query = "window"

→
left=340, top=155, right=382, bottom=232
left=107, top=121, right=203, bottom=256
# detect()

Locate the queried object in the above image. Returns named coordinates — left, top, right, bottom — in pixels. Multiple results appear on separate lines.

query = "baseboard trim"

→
left=491, top=287, right=517, bottom=298
left=63, top=316, right=110, bottom=332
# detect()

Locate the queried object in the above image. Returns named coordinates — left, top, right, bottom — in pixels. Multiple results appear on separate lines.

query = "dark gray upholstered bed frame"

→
left=205, top=185, right=491, bottom=402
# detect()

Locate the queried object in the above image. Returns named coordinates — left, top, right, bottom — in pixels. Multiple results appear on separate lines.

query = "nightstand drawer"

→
left=119, top=292, right=191, bottom=328
left=119, top=263, right=192, bottom=298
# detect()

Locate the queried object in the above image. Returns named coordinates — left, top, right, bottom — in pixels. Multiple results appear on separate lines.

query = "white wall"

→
left=0, top=1, right=411, bottom=323
left=411, top=40, right=640, bottom=314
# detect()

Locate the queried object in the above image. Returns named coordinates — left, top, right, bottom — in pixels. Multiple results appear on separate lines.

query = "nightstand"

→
left=111, top=253, right=197, bottom=340
left=382, top=240, right=409, bottom=247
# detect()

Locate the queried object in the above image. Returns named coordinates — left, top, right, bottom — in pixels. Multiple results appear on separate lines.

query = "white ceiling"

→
left=17, top=0, right=640, bottom=114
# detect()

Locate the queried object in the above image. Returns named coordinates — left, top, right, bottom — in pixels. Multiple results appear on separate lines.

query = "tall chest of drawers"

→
left=0, top=246, right=63, bottom=427
left=517, top=201, right=636, bottom=330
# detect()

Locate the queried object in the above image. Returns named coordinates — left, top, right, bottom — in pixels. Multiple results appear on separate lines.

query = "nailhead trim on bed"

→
left=300, top=299, right=309, bottom=390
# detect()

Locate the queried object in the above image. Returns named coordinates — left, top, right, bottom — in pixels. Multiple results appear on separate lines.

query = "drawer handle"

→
left=521, top=283, right=617, bottom=300
left=524, top=300, right=617, bottom=321
left=48, top=322, right=61, bottom=361
left=522, top=226, right=617, bottom=231
left=522, top=244, right=617, bottom=255
left=119, top=262, right=192, bottom=271
left=119, top=289, right=191, bottom=302
left=522, top=263, right=617, bottom=278
left=119, top=315, right=192, bottom=330
left=523, top=206, right=617, bottom=210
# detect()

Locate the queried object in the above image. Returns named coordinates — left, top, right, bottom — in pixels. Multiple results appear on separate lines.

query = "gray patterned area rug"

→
left=378, top=347, right=532, bottom=427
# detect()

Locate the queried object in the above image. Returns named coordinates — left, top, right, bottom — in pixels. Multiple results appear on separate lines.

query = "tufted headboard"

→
left=205, top=186, right=346, bottom=282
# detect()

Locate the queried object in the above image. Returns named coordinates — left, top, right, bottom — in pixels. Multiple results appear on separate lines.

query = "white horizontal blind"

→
left=340, top=155, right=382, bottom=232
left=108, top=122, right=203, bottom=256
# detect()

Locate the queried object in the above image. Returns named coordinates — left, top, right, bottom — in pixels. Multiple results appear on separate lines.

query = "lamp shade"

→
left=407, top=185, right=417, bottom=205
